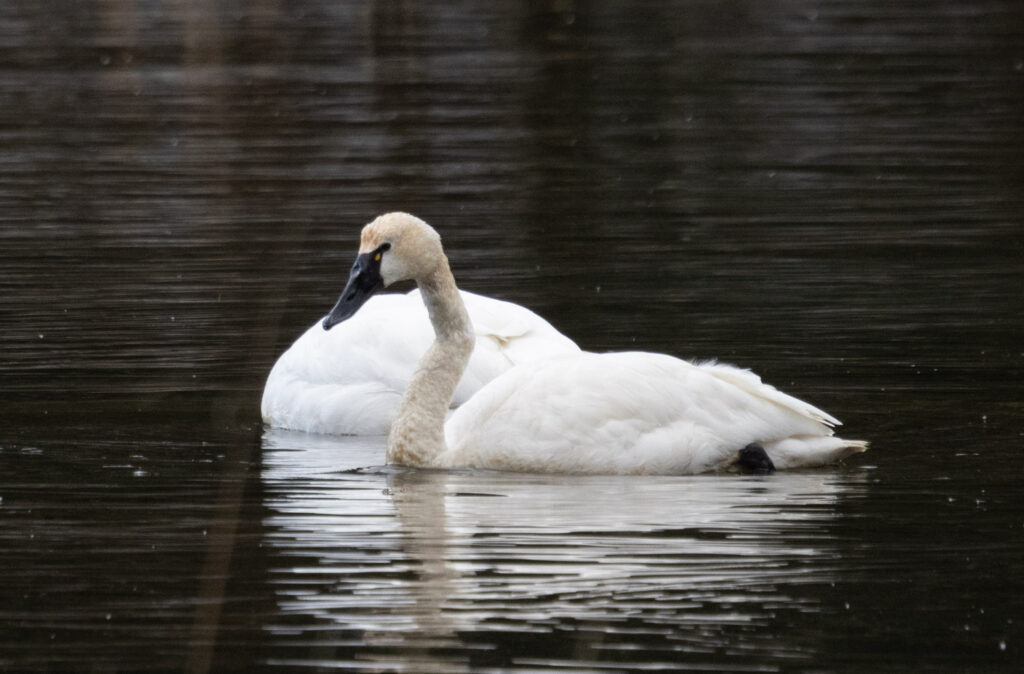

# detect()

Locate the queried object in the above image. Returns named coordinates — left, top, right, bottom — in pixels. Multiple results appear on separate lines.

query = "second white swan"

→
left=262, top=287, right=578, bottom=435
left=323, top=212, right=867, bottom=475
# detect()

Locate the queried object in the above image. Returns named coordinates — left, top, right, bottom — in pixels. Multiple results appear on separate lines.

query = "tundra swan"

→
left=323, top=212, right=867, bottom=474
left=262, top=288, right=578, bottom=435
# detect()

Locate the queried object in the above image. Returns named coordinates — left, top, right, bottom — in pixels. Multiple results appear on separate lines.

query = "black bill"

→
left=322, top=248, right=386, bottom=330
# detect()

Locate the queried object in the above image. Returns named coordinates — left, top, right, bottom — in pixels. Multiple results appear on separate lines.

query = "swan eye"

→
left=374, top=242, right=391, bottom=262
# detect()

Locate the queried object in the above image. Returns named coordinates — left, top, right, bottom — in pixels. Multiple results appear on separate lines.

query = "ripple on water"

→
left=259, top=433, right=867, bottom=669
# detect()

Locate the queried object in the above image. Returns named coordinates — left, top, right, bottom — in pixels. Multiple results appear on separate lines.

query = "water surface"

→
left=1, top=1, right=1022, bottom=671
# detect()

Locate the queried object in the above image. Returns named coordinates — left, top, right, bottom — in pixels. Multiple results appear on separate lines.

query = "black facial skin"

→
left=322, top=244, right=390, bottom=330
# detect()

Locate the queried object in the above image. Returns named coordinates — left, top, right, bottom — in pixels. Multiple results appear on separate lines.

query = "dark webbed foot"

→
left=737, top=443, right=775, bottom=474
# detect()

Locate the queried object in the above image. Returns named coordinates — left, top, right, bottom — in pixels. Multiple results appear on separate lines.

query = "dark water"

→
left=2, top=1, right=1023, bottom=671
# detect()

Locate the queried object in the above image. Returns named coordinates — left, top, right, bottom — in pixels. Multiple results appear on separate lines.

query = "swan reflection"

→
left=260, top=428, right=866, bottom=670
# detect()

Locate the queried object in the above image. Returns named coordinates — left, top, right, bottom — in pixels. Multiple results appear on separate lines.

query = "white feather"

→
left=274, top=212, right=867, bottom=475
left=442, top=352, right=867, bottom=474
left=260, top=289, right=580, bottom=435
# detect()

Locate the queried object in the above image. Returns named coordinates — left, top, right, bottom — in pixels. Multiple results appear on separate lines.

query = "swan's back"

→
left=443, top=351, right=866, bottom=474
left=261, top=290, right=579, bottom=435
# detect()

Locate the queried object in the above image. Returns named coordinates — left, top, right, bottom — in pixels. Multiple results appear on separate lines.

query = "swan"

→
left=323, top=212, right=868, bottom=475
left=261, top=284, right=579, bottom=435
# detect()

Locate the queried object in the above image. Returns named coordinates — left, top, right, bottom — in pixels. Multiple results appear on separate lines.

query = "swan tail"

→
left=766, top=436, right=869, bottom=470
left=693, top=360, right=842, bottom=427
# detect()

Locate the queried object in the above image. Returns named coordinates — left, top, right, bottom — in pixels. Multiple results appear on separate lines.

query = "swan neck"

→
left=387, top=262, right=474, bottom=467
left=419, top=262, right=469, bottom=338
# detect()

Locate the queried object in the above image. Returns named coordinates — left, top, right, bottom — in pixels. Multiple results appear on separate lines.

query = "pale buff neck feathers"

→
left=371, top=213, right=475, bottom=466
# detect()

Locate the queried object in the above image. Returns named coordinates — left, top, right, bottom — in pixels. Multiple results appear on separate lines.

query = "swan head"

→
left=322, top=212, right=445, bottom=330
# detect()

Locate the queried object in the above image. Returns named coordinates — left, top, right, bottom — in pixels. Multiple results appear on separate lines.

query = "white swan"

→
left=323, top=212, right=868, bottom=475
left=261, top=287, right=579, bottom=435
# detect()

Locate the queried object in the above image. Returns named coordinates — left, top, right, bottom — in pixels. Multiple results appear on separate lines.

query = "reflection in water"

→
left=260, top=431, right=865, bottom=670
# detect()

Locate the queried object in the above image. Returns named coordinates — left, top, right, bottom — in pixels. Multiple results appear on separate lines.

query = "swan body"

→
left=442, top=352, right=865, bottom=474
left=323, top=212, right=867, bottom=475
left=261, top=289, right=579, bottom=435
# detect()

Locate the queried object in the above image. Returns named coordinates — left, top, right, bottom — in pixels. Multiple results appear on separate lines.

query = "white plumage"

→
left=310, top=212, right=868, bottom=474
left=261, top=289, right=580, bottom=435
left=443, top=352, right=866, bottom=474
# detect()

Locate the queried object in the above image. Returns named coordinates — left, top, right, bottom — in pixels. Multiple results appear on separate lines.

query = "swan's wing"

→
left=261, top=293, right=431, bottom=434
left=451, top=290, right=580, bottom=403
left=261, top=379, right=404, bottom=436
left=266, top=293, right=430, bottom=394
left=459, top=290, right=579, bottom=360
left=689, top=360, right=866, bottom=467
left=692, top=360, right=841, bottom=427
left=445, top=352, right=859, bottom=474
